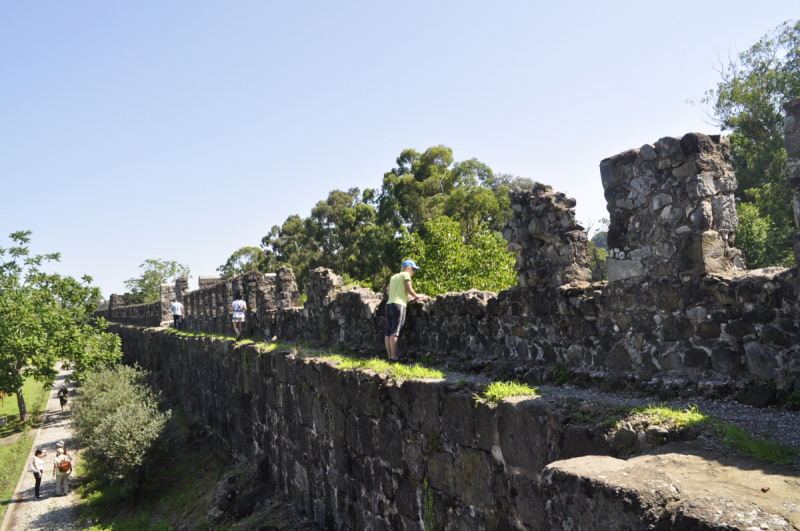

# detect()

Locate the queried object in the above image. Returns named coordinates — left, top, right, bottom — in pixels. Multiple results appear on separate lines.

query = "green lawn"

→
left=0, top=377, right=51, bottom=523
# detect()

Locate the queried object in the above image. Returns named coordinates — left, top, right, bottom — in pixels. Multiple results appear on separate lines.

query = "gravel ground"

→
left=6, top=366, right=85, bottom=531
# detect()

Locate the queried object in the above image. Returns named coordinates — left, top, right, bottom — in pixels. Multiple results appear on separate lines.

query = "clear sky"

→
left=1, top=1, right=796, bottom=297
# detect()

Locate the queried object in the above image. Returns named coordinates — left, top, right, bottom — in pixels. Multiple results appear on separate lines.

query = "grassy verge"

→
left=0, top=378, right=51, bottom=523
left=320, top=355, right=444, bottom=380
left=476, top=381, right=539, bottom=404
left=597, top=403, right=798, bottom=466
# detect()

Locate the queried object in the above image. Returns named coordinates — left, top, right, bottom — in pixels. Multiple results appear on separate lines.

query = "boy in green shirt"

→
left=385, top=260, right=428, bottom=362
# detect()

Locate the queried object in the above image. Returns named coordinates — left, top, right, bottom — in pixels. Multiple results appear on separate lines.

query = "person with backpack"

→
left=231, top=292, right=247, bottom=341
left=53, top=447, right=73, bottom=496
left=29, top=448, right=46, bottom=499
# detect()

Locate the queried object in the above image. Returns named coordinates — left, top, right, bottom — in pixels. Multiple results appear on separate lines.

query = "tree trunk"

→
left=16, top=386, right=29, bottom=422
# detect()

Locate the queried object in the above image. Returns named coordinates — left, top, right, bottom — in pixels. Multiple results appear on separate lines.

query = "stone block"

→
left=711, top=195, right=738, bottom=231
left=681, top=231, right=730, bottom=275
left=496, top=398, right=548, bottom=474
left=454, top=448, right=493, bottom=507
left=686, top=174, right=715, bottom=199
left=607, top=259, right=644, bottom=282
left=542, top=456, right=680, bottom=531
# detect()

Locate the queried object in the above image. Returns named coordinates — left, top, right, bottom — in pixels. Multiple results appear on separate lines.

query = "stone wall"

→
left=103, top=123, right=800, bottom=401
left=111, top=325, right=800, bottom=530
left=106, top=299, right=163, bottom=327
left=107, top=325, right=666, bottom=530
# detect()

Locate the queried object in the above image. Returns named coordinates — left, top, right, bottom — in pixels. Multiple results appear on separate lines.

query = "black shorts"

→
left=384, top=303, right=406, bottom=337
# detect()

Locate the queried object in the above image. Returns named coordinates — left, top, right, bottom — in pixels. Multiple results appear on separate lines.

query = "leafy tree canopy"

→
left=700, top=20, right=799, bottom=268
left=0, top=231, right=122, bottom=421
left=123, top=259, right=191, bottom=304
left=399, top=216, right=516, bottom=296
left=255, top=147, right=527, bottom=293
left=217, top=246, right=265, bottom=279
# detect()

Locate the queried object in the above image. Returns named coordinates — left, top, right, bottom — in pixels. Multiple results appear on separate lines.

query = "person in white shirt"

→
left=231, top=292, right=247, bottom=341
left=30, top=448, right=46, bottom=499
left=170, top=298, right=184, bottom=330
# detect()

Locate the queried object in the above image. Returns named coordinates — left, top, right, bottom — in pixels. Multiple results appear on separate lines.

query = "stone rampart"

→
left=103, top=118, right=800, bottom=401
left=106, top=299, right=163, bottom=327
left=111, top=324, right=800, bottom=530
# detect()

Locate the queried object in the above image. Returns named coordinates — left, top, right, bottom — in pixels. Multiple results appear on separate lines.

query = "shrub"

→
left=72, top=365, right=172, bottom=494
left=788, top=390, right=800, bottom=411
left=478, top=381, right=538, bottom=404
left=552, top=362, right=570, bottom=385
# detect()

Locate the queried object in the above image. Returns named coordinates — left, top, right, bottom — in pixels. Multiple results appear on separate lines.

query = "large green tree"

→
left=0, top=231, right=122, bottom=421
left=258, top=147, right=525, bottom=292
left=123, top=259, right=191, bottom=304
left=217, top=246, right=265, bottom=279
left=399, top=216, right=516, bottom=296
left=701, top=20, right=799, bottom=268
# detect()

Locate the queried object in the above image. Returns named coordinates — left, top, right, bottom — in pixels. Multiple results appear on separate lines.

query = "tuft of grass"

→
left=477, top=381, right=539, bottom=404
left=260, top=341, right=295, bottom=355
left=335, top=358, right=444, bottom=380
left=787, top=390, right=800, bottom=411
left=634, top=404, right=706, bottom=427
left=708, top=421, right=798, bottom=466
left=552, top=362, right=570, bottom=385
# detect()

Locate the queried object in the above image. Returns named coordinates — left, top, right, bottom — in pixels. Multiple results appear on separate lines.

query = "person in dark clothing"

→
left=57, top=386, right=69, bottom=411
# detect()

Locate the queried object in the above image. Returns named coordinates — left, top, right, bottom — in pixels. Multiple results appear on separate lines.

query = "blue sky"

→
left=1, top=1, right=796, bottom=297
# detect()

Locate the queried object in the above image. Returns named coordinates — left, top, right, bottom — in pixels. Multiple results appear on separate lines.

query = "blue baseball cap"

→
left=401, top=259, right=420, bottom=271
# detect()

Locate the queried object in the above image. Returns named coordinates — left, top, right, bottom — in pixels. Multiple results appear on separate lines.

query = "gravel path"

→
left=5, top=366, right=84, bottom=531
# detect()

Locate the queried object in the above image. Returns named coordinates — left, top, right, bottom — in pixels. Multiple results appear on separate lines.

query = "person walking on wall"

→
left=384, top=260, right=428, bottom=362
left=171, top=297, right=184, bottom=331
left=231, top=292, right=247, bottom=341
left=57, top=385, right=69, bottom=411
left=29, top=448, right=46, bottom=499
left=53, top=447, right=72, bottom=496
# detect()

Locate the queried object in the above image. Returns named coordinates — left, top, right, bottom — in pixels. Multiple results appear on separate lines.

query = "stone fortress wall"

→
left=102, top=99, right=800, bottom=404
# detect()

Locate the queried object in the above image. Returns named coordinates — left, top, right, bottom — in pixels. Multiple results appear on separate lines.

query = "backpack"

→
left=57, top=456, right=71, bottom=473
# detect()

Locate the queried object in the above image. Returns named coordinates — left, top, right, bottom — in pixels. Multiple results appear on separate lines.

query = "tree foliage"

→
left=256, top=147, right=524, bottom=292
left=217, top=246, right=265, bottom=279
left=399, top=216, right=516, bottom=296
left=123, top=259, right=191, bottom=304
left=72, top=364, right=173, bottom=495
left=700, top=20, right=799, bottom=268
left=0, top=231, right=121, bottom=421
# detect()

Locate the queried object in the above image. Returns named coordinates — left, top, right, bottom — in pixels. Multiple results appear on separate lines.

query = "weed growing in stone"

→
left=260, top=341, right=294, bottom=355
left=708, top=421, right=798, bottom=466
left=552, top=362, right=570, bottom=385
left=634, top=404, right=706, bottom=427
left=477, top=381, right=538, bottom=404
left=787, top=390, right=800, bottom=411
left=424, top=477, right=435, bottom=530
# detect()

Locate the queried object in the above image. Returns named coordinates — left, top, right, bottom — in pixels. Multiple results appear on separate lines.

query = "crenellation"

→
left=601, top=132, right=743, bottom=282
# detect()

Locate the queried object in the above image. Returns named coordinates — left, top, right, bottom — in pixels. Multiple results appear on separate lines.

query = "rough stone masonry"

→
left=102, top=123, right=800, bottom=405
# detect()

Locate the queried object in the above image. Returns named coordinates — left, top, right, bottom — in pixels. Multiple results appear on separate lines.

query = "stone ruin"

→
left=100, top=99, right=800, bottom=402
left=602, top=133, right=744, bottom=280
left=786, top=97, right=800, bottom=265
left=99, top=99, right=800, bottom=531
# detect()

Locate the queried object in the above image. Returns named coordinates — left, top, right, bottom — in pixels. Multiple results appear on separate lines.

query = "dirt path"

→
left=2, top=366, right=84, bottom=531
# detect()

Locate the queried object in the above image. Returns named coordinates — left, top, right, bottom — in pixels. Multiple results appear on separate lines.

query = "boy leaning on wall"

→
left=384, top=260, right=428, bottom=362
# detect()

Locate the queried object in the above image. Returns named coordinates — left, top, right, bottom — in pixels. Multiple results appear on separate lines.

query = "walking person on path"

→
left=231, top=292, right=247, bottom=341
left=170, top=298, right=184, bottom=331
left=28, top=449, right=46, bottom=500
left=57, top=386, right=69, bottom=411
left=384, top=260, right=428, bottom=362
left=52, top=447, right=72, bottom=496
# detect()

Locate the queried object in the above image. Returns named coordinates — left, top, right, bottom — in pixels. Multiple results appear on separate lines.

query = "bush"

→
left=72, top=365, right=172, bottom=494
left=788, top=390, right=800, bottom=411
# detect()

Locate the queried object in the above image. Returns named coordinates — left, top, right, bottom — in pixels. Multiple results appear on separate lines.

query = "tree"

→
left=699, top=20, right=799, bottom=268
left=0, top=231, right=122, bottom=421
left=123, top=259, right=191, bottom=304
left=586, top=218, right=609, bottom=281
left=72, top=364, right=172, bottom=495
left=217, top=246, right=266, bottom=279
left=399, top=216, right=516, bottom=296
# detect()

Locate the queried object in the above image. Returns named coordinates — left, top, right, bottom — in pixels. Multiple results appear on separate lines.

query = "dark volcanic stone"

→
left=724, top=320, right=755, bottom=340
left=710, top=349, right=743, bottom=377
left=684, top=348, right=710, bottom=370
left=695, top=321, right=720, bottom=339
left=736, top=384, right=776, bottom=408
left=233, top=485, right=268, bottom=518
left=662, top=316, right=693, bottom=341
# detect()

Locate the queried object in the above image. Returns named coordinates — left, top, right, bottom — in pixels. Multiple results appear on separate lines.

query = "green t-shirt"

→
left=387, top=271, right=412, bottom=307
